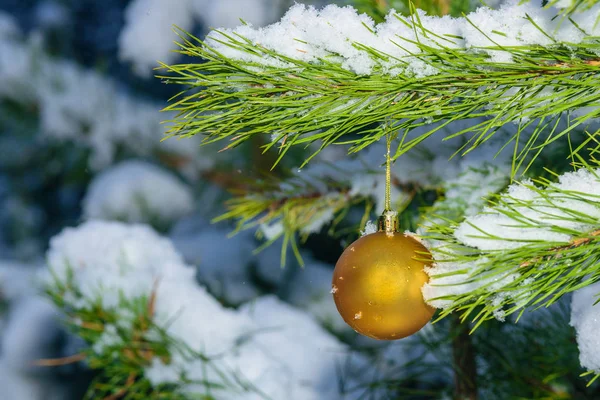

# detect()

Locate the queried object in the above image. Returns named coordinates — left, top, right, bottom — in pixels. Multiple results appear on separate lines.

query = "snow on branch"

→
left=571, top=281, right=600, bottom=384
left=549, top=0, right=600, bottom=17
left=161, top=1, right=600, bottom=170
left=204, top=1, right=597, bottom=73
left=45, top=221, right=366, bottom=399
left=422, top=165, right=600, bottom=332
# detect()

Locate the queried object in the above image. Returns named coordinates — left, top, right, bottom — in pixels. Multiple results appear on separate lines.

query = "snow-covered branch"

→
left=161, top=2, right=600, bottom=170
left=45, top=221, right=368, bottom=399
left=423, top=166, right=600, bottom=327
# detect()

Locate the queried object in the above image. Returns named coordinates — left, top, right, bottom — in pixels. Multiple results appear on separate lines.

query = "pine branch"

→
left=423, top=164, right=600, bottom=331
left=46, top=269, right=262, bottom=400
left=418, top=163, right=600, bottom=385
left=159, top=4, right=600, bottom=174
left=33, top=353, right=87, bottom=367
left=213, top=159, right=423, bottom=265
left=216, top=180, right=362, bottom=266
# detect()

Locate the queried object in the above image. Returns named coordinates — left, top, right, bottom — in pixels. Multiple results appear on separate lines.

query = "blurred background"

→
left=0, top=1, right=381, bottom=399
left=0, top=1, right=594, bottom=399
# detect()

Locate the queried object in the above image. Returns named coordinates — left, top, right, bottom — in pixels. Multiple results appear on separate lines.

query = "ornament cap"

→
left=377, top=211, right=399, bottom=234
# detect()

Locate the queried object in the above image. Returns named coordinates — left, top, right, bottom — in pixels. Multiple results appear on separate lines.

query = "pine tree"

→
left=36, top=0, right=600, bottom=399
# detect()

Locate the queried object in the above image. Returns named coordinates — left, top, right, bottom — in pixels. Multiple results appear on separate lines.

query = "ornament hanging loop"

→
left=377, top=212, right=399, bottom=233
left=377, top=123, right=399, bottom=235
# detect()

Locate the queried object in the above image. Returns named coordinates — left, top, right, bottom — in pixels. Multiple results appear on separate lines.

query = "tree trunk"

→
left=452, top=315, right=478, bottom=400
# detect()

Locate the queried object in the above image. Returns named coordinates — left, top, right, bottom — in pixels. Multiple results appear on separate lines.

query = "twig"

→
left=103, top=372, right=137, bottom=400
left=520, top=229, right=600, bottom=268
left=32, top=352, right=86, bottom=367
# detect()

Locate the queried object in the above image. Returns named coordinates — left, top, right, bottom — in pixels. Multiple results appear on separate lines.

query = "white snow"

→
left=361, top=220, right=378, bottom=236
left=423, top=166, right=600, bottom=311
left=1, top=297, right=62, bottom=372
left=571, top=282, right=600, bottom=372
left=91, top=324, right=122, bottom=355
left=145, top=357, right=182, bottom=386
left=119, top=0, right=195, bottom=76
left=45, top=221, right=365, bottom=398
left=443, top=164, right=510, bottom=217
left=461, top=3, right=554, bottom=63
left=259, top=220, right=285, bottom=241
left=83, top=160, right=194, bottom=228
left=0, top=358, right=72, bottom=400
left=454, top=168, right=600, bottom=251
left=420, top=163, right=512, bottom=309
left=46, top=221, right=196, bottom=310
left=0, top=259, right=78, bottom=400
left=299, top=194, right=340, bottom=235
left=206, top=1, right=600, bottom=76
left=238, top=296, right=361, bottom=399
left=0, top=261, right=42, bottom=302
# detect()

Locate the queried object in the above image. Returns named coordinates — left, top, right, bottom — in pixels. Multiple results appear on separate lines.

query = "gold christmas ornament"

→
left=331, top=131, right=434, bottom=340
left=331, top=214, right=434, bottom=340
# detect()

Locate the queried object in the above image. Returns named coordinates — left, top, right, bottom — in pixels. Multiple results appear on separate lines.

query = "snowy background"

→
left=1, top=0, right=599, bottom=399
left=0, top=1, right=444, bottom=399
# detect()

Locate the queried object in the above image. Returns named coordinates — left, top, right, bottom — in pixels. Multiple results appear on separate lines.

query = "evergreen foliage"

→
left=158, top=0, right=600, bottom=396
left=9, top=0, right=598, bottom=398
